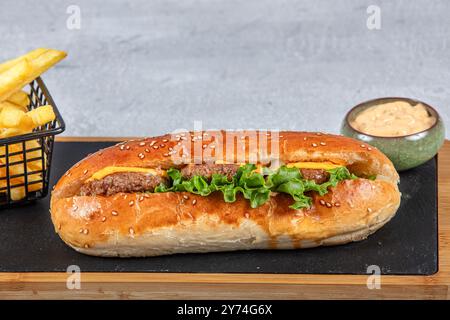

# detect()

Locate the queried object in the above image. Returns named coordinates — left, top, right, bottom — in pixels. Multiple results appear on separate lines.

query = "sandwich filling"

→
left=80, top=162, right=364, bottom=209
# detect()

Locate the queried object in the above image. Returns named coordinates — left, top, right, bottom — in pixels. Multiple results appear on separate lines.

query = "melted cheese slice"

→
left=87, top=166, right=165, bottom=181
left=286, top=161, right=342, bottom=170
left=215, top=160, right=342, bottom=173
left=89, top=161, right=343, bottom=182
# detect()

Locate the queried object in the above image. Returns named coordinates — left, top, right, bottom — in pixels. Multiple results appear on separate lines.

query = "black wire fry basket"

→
left=0, top=77, right=65, bottom=207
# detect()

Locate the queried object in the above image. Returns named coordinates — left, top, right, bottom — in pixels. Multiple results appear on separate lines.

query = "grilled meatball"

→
left=299, top=169, right=330, bottom=184
left=79, top=172, right=167, bottom=196
left=181, top=164, right=240, bottom=180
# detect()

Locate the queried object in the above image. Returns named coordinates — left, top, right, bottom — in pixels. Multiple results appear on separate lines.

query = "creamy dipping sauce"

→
left=350, top=101, right=436, bottom=137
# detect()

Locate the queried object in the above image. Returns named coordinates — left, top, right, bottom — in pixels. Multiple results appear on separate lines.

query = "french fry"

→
left=22, top=49, right=67, bottom=88
left=5, top=141, right=44, bottom=172
left=24, top=140, right=45, bottom=172
left=0, top=104, right=26, bottom=127
left=0, top=141, right=44, bottom=175
left=7, top=90, right=29, bottom=108
left=0, top=59, right=31, bottom=103
left=0, top=49, right=67, bottom=102
left=0, top=127, right=32, bottom=139
left=10, top=173, right=43, bottom=201
left=0, top=48, right=47, bottom=74
left=0, top=100, right=28, bottom=112
left=26, top=105, right=56, bottom=127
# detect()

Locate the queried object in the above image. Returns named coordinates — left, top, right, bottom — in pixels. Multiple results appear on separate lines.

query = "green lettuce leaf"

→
left=154, top=164, right=357, bottom=209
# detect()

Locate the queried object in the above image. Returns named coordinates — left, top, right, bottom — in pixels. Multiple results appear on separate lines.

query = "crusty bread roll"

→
left=50, top=131, right=401, bottom=257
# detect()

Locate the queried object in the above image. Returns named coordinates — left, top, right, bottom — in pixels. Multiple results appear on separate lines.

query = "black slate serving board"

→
left=0, top=142, right=438, bottom=275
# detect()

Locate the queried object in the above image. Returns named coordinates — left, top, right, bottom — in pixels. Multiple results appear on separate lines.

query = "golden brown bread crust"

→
left=51, top=179, right=400, bottom=256
left=50, top=131, right=401, bottom=257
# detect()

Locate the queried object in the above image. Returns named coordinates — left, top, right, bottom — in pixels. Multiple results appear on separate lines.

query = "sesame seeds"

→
left=83, top=228, right=89, bottom=235
left=192, top=199, right=197, bottom=206
left=202, top=144, right=207, bottom=149
left=334, top=202, right=341, bottom=207
left=145, top=148, right=150, bottom=153
left=72, top=205, right=78, bottom=212
left=160, top=143, right=165, bottom=148
left=320, top=142, right=327, bottom=146
left=149, top=140, right=157, bottom=146
left=367, top=208, right=373, bottom=213
left=367, top=147, right=373, bottom=151
left=153, top=145, right=159, bottom=149
left=138, top=195, right=145, bottom=202
left=316, top=132, right=322, bottom=136
left=244, top=212, right=250, bottom=219
left=119, top=145, right=125, bottom=150
left=183, top=195, right=189, bottom=200
left=125, top=146, right=130, bottom=150
left=312, top=143, right=318, bottom=147
left=111, top=210, right=118, bottom=216
left=303, top=137, right=307, bottom=141
left=101, top=216, right=107, bottom=222
left=129, top=200, right=135, bottom=206
left=84, top=244, right=90, bottom=249
left=319, top=199, right=334, bottom=208
left=83, top=169, right=88, bottom=175
left=138, top=153, right=145, bottom=159
left=163, top=153, right=169, bottom=157
left=162, top=139, right=168, bottom=143
left=360, top=144, right=366, bottom=148
left=139, top=142, right=146, bottom=146
left=129, top=227, right=135, bottom=236
left=58, top=224, right=61, bottom=230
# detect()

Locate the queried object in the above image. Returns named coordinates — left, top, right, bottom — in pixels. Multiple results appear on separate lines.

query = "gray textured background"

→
left=1, top=0, right=449, bottom=137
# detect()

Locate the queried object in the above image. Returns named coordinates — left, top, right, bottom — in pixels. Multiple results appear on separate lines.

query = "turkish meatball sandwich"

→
left=50, top=131, right=401, bottom=257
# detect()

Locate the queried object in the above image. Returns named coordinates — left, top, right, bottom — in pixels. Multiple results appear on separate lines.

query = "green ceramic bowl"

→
left=341, top=97, right=445, bottom=171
